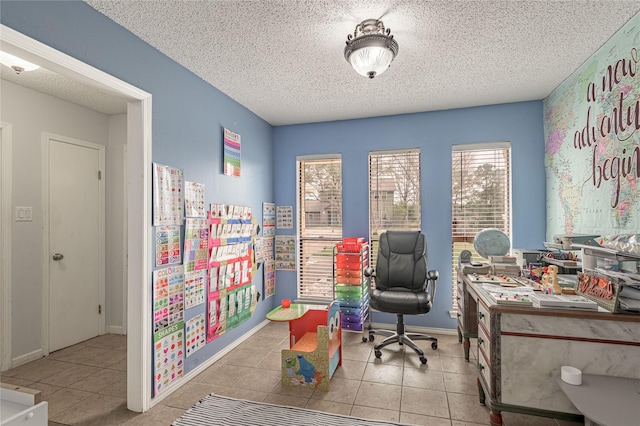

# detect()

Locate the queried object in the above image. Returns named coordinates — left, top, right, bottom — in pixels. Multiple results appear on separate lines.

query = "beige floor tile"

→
left=332, top=358, right=367, bottom=380
left=236, top=333, right=286, bottom=352
left=83, top=334, right=127, bottom=351
left=85, top=401, right=140, bottom=426
left=208, top=386, right=268, bottom=402
left=218, top=347, right=268, bottom=366
left=263, top=392, right=309, bottom=408
left=401, top=411, right=452, bottom=426
left=402, top=366, right=446, bottom=391
left=270, top=379, right=316, bottom=398
left=401, top=386, right=450, bottom=418
left=59, top=346, right=127, bottom=368
left=67, top=368, right=126, bottom=393
left=350, top=404, right=400, bottom=422
left=160, top=382, right=220, bottom=409
left=0, top=377, right=34, bottom=387
left=21, top=381, right=63, bottom=400
left=353, top=381, right=402, bottom=411
left=3, top=358, right=74, bottom=382
left=305, top=398, right=353, bottom=416
left=53, top=393, right=126, bottom=425
left=261, top=350, right=285, bottom=371
left=451, top=421, right=490, bottom=426
left=47, top=344, right=88, bottom=361
left=310, top=377, right=361, bottom=404
left=447, top=392, right=491, bottom=424
left=342, top=344, right=373, bottom=362
left=443, top=371, right=480, bottom=395
left=99, top=376, right=127, bottom=398
left=39, top=364, right=102, bottom=387
left=404, top=352, right=443, bottom=370
left=46, top=387, right=96, bottom=421
left=441, top=356, right=478, bottom=375
left=362, top=362, right=404, bottom=385
left=233, top=366, right=282, bottom=392
left=368, top=345, right=406, bottom=366
left=124, top=405, right=185, bottom=426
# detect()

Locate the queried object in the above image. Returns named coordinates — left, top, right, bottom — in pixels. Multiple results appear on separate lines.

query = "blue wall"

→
left=1, top=1, right=274, bottom=372
left=273, top=102, right=547, bottom=329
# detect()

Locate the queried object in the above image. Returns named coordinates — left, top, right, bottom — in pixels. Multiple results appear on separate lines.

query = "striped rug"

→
left=172, top=393, right=411, bottom=426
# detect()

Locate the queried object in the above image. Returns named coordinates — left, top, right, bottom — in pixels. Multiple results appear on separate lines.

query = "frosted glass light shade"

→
left=344, top=20, right=398, bottom=79
left=348, top=45, right=395, bottom=78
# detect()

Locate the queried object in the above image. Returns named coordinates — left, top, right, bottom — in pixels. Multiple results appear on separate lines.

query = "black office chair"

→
left=365, top=230, right=438, bottom=364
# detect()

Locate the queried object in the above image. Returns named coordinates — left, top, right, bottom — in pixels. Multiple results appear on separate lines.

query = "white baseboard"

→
left=11, top=349, right=44, bottom=369
left=149, top=318, right=271, bottom=407
left=106, top=325, right=125, bottom=335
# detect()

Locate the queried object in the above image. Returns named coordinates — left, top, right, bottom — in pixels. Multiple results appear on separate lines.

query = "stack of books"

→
left=527, top=293, right=598, bottom=311
left=489, top=255, right=521, bottom=277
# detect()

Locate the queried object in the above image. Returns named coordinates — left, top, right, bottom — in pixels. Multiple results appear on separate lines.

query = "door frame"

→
left=1, top=24, right=153, bottom=412
left=1, top=122, right=13, bottom=372
left=41, top=133, right=106, bottom=353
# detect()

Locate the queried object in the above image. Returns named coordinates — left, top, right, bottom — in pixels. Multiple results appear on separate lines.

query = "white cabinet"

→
left=0, top=385, right=48, bottom=426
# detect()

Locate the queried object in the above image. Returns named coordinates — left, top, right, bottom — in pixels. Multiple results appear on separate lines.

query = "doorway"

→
left=1, top=24, right=153, bottom=412
left=44, top=134, right=105, bottom=352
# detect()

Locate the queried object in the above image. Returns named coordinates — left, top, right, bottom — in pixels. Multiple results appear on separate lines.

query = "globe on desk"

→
left=473, top=228, right=510, bottom=259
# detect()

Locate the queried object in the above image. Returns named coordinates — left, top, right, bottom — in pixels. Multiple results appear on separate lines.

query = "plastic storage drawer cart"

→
left=333, top=239, right=369, bottom=335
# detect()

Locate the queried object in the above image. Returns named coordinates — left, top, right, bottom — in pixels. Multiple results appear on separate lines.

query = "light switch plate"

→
left=15, top=206, right=33, bottom=222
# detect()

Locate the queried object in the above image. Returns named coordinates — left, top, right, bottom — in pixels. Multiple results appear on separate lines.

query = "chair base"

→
left=368, top=314, right=438, bottom=364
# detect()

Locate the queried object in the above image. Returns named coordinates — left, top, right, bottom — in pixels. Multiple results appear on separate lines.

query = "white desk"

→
left=556, top=374, right=640, bottom=426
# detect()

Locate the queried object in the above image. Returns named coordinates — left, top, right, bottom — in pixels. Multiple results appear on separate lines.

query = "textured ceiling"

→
left=1, top=65, right=128, bottom=115
left=84, top=0, right=640, bottom=125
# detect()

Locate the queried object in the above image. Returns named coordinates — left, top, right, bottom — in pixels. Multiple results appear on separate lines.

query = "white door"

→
left=48, top=136, right=104, bottom=352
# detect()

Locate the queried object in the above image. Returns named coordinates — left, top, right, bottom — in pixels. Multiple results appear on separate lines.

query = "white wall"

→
left=106, top=114, right=126, bottom=332
left=1, top=80, right=125, bottom=362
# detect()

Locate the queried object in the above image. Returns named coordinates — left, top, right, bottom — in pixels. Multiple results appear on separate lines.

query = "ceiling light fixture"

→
left=344, top=19, right=398, bottom=79
left=0, top=51, right=40, bottom=74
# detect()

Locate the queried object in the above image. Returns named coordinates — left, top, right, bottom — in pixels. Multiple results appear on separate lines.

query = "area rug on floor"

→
left=172, top=393, right=411, bottom=426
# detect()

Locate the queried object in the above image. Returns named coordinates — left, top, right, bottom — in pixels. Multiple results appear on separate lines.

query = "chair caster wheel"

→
left=374, top=350, right=382, bottom=359
left=420, top=356, right=427, bottom=364
left=362, top=336, right=368, bottom=343
left=431, top=342, right=438, bottom=350
left=369, top=335, right=374, bottom=342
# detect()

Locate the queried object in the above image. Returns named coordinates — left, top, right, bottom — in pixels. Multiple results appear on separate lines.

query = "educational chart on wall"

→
left=277, top=206, right=293, bottom=229
left=155, top=225, right=181, bottom=267
left=183, top=218, right=209, bottom=273
left=184, top=269, right=206, bottom=309
left=223, top=128, right=241, bottom=177
left=264, top=259, right=275, bottom=298
left=185, top=313, right=206, bottom=357
left=152, top=163, right=184, bottom=225
left=543, top=13, right=640, bottom=239
left=153, top=321, right=184, bottom=396
left=275, top=235, right=296, bottom=270
left=263, top=202, right=276, bottom=237
left=153, top=265, right=185, bottom=333
left=184, top=181, right=206, bottom=218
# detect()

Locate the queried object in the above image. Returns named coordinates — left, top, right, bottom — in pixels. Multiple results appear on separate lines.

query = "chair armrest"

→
left=427, top=270, right=438, bottom=301
left=364, top=267, right=375, bottom=277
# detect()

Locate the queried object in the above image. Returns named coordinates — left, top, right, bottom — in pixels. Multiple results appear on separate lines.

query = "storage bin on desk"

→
left=339, top=305, right=366, bottom=316
left=336, top=238, right=366, bottom=254
left=341, top=320, right=364, bottom=332
left=335, top=276, right=362, bottom=285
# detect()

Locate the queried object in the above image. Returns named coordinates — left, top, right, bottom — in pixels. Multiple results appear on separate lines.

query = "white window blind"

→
left=451, top=144, right=512, bottom=308
left=369, top=149, right=421, bottom=266
left=297, top=156, right=342, bottom=302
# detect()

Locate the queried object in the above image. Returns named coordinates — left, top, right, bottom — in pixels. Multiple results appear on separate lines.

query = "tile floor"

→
left=1, top=322, right=583, bottom=425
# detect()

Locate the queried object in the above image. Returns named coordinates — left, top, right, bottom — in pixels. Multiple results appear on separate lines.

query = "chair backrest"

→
left=375, top=231, right=427, bottom=292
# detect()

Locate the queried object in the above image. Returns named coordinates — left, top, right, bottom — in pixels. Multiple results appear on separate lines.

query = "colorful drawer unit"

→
left=333, top=240, right=370, bottom=332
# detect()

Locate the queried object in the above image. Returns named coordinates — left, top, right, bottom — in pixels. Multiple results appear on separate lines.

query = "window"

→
left=451, top=143, right=512, bottom=308
left=297, top=155, right=342, bottom=302
left=369, top=149, right=421, bottom=265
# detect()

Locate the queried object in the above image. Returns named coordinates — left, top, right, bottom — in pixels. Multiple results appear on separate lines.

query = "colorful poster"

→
left=153, top=265, right=185, bottom=333
left=153, top=321, right=184, bottom=396
left=262, top=202, right=275, bottom=237
left=183, top=218, right=209, bottom=273
left=184, top=269, right=206, bottom=309
left=155, top=225, right=181, bottom=267
left=185, top=314, right=206, bottom=357
left=264, top=259, right=275, bottom=298
left=275, top=235, right=296, bottom=270
left=152, top=163, right=184, bottom=225
left=184, top=181, right=206, bottom=218
left=223, top=128, right=241, bottom=177
left=276, top=206, right=293, bottom=229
